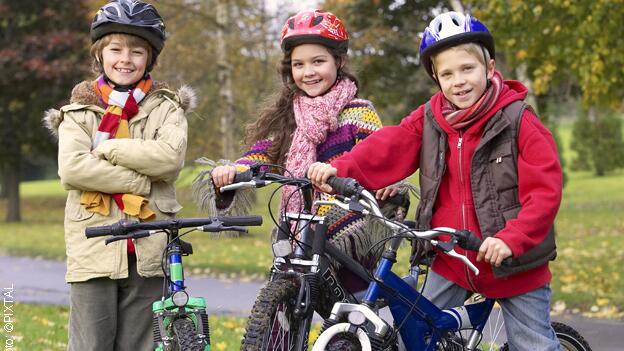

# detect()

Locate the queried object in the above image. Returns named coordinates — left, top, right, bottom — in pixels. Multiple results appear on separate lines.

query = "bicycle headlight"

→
left=171, top=291, right=189, bottom=307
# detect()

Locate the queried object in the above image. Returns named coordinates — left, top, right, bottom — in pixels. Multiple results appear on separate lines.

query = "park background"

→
left=1, top=0, right=623, bottom=349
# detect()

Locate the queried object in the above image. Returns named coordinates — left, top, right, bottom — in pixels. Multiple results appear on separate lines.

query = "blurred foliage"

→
left=570, top=109, right=624, bottom=176
left=323, top=0, right=448, bottom=124
left=463, top=0, right=624, bottom=176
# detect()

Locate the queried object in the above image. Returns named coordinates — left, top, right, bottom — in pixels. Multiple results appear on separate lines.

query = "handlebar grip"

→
left=233, top=169, right=254, bottom=183
left=85, top=225, right=113, bottom=238
left=326, top=176, right=360, bottom=197
left=455, top=230, right=513, bottom=266
left=217, top=215, right=263, bottom=226
left=455, top=230, right=482, bottom=251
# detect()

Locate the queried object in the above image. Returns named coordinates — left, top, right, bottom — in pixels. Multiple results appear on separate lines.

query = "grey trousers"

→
left=67, top=256, right=162, bottom=351
left=422, top=270, right=561, bottom=351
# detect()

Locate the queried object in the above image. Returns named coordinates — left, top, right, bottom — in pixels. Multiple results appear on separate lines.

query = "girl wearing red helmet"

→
left=196, top=8, right=404, bottom=311
left=44, top=1, right=195, bottom=349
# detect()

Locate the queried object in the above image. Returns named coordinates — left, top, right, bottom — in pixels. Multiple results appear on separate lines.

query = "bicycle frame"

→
left=152, top=228, right=210, bottom=351
left=354, top=245, right=495, bottom=350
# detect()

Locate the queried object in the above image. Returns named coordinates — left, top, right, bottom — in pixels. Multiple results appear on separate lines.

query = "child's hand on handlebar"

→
left=212, top=165, right=238, bottom=188
left=307, top=162, right=337, bottom=194
left=477, top=237, right=512, bottom=267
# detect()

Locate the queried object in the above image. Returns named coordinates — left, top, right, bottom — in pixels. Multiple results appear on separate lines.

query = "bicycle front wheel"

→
left=241, top=279, right=308, bottom=351
left=172, top=317, right=203, bottom=351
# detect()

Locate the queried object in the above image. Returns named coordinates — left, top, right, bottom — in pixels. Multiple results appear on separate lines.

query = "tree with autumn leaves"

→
left=466, top=0, right=624, bottom=175
left=0, top=1, right=91, bottom=221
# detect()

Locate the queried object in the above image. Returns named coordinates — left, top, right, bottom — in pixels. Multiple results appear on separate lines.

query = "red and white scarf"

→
left=281, top=78, right=358, bottom=214
left=441, top=70, right=503, bottom=130
left=81, top=75, right=155, bottom=231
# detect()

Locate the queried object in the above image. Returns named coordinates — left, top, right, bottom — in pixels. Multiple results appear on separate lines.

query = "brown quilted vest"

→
left=416, top=101, right=556, bottom=278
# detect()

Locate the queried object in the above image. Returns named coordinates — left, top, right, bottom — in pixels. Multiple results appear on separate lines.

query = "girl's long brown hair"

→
left=244, top=46, right=359, bottom=167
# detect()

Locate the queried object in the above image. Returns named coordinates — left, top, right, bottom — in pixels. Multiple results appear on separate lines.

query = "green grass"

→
left=0, top=303, right=247, bottom=351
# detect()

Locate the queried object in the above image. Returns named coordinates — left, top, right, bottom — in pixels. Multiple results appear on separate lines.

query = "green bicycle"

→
left=85, top=215, right=262, bottom=351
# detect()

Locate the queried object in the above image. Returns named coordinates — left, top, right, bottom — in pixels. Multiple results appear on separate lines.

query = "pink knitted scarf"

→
left=281, top=78, right=358, bottom=214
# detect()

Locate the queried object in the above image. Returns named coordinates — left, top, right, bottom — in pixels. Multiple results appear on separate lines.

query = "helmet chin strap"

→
left=481, top=46, right=492, bottom=89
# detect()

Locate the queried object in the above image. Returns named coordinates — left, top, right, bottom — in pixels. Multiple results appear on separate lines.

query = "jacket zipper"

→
left=457, top=133, right=478, bottom=292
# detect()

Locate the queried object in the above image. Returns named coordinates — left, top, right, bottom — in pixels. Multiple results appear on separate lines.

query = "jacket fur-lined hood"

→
left=43, top=80, right=197, bottom=138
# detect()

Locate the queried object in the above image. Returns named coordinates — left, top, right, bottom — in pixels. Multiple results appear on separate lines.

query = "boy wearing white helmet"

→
left=309, top=11, right=562, bottom=350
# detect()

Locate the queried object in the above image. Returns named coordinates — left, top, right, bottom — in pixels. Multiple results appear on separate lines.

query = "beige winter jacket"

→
left=43, top=81, right=195, bottom=283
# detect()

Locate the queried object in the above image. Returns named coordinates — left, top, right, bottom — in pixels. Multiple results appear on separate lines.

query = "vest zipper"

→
left=457, top=133, right=466, bottom=229
left=458, top=132, right=478, bottom=292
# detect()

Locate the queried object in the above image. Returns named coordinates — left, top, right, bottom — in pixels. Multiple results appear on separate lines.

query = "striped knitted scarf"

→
left=80, top=75, right=155, bottom=227
left=281, top=78, right=357, bottom=215
left=441, top=70, right=503, bottom=130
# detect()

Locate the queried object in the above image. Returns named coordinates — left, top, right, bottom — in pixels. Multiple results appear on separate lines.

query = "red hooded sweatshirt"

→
left=331, top=80, right=562, bottom=298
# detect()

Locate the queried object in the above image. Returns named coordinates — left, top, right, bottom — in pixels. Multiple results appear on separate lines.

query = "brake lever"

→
left=220, top=181, right=257, bottom=192
left=199, top=223, right=249, bottom=234
left=447, top=249, right=480, bottom=275
left=104, top=230, right=151, bottom=245
left=431, top=240, right=480, bottom=275
left=314, top=199, right=370, bottom=215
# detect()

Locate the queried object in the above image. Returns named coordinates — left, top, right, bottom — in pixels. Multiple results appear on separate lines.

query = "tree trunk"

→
left=216, top=0, right=235, bottom=160
left=0, top=169, right=6, bottom=199
left=448, top=0, right=464, bottom=12
left=587, top=106, right=605, bottom=176
left=4, top=160, right=21, bottom=222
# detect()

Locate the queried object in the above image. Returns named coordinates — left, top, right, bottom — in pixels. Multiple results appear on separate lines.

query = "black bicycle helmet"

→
left=91, top=0, right=166, bottom=54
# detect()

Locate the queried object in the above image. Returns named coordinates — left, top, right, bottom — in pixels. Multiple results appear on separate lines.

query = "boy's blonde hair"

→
left=90, top=33, right=154, bottom=75
left=431, top=43, right=490, bottom=78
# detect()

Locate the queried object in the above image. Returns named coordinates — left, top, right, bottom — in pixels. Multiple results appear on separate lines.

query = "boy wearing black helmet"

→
left=309, top=11, right=562, bottom=350
left=43, top=1, right=194, bottom=349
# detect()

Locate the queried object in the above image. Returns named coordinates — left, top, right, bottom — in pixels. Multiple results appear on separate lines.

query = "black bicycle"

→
left=85, top=215, right=263, bottom=351
left=217, top=165, right=409, bottom=351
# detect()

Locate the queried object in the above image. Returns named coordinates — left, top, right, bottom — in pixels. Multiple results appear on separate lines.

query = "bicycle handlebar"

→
left=317, top=176, right=517, bottom=274
left=85, top=215, right=263, bottom=239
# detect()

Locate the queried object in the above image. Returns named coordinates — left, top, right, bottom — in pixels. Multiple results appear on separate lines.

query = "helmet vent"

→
left=312, top=15, right=324, bottom=26
left=452, top=18, right=459, bottom=26
left=288, top=19, right=295, bottom=29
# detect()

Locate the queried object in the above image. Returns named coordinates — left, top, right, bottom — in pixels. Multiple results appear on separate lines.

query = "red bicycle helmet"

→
left=281, top=9, right=349, bottom=54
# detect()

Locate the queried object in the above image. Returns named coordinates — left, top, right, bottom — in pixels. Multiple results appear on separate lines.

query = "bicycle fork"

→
left=152, top=236, right=211, bottom=351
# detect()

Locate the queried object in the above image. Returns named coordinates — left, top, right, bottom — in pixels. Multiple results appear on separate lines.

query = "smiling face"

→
left=433, top=45, right=495, bottom=109
left=290, top=43, right=341, bottom=97
left=101, top=39, right=148, bottom=86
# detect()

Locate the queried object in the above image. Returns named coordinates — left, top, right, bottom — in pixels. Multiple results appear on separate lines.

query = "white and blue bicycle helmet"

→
left=419, top=12, right=495, bottom=80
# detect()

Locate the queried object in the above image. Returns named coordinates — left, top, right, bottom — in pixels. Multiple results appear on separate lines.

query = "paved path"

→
left=1, top=255, right=622, bottom=350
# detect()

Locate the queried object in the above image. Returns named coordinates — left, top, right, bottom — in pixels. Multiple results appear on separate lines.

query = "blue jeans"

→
left=421, top=270, right=561, bottom=351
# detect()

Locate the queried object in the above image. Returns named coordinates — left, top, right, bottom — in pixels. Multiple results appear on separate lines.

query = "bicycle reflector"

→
left=171, top=290, right=189, bottom=307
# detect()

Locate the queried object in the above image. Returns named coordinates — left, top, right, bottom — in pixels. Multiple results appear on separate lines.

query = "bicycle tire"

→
left=241, top=279, right=307, bottom=351
left=496, top=321, right=592, bottom=351
left=172, top=318, right=203, bottom=351
left=325, top=333, right=362, bottom=351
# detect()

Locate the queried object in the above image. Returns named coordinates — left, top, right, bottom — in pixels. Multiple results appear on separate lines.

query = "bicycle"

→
left=216, top=164, right=409, bottom=351
left=85, top=215, right=263, bottom=351
left=310, top=176, right=591, bottom=351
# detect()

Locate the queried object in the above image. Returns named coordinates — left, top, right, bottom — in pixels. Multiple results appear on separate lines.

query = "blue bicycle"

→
left=311, top=177, right=591, bottom=351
